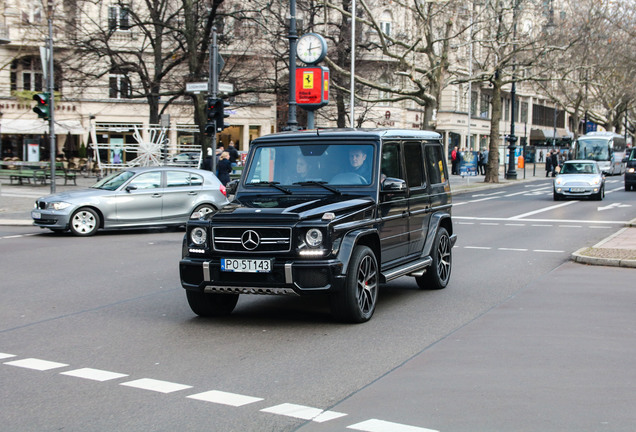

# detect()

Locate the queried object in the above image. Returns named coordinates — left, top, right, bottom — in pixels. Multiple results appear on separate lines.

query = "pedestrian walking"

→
left=545, top=150, right=553, bottom=177
left=216, top=151, right=232, bottom=186
left=451, top=146, right=459, bottom=175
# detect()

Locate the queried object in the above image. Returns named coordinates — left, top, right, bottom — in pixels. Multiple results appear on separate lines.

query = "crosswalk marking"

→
left=61, top=368, right=129, bottom=382
left=261, top=403, right=347, bottom=422
left=4, top=358, right=69, bottom=371
left=347, top=418, right=438, bottom=432
left=120, top=378, right=192, bottom=393
left=187, top=390, right=263, bottom=407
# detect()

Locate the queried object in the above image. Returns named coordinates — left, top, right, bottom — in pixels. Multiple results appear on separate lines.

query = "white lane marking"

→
left=481, top=222, right=499, bottom=226
left=589, top=226, right=612, bottom=229
left=456, top=221, right=474, bottom=225
left=454, top=216, right=627, bottom=225
left=0, top=353, right=16, bottom=359
left=1, top=233, right=39, bottom=239
left=347, top=418, right=438, bottom=432
left=558, top=225, right=582, bottom=228
left=61, top=368, right=129, bottom=382
left=505, top=223, right=526, bottom=226
left=534, top=249, right=564, bottom=253
left=471, top=191, right=504, bottom=198
left=498, top=248, right=528, bottom=252
left=509, top=201, right=577, bottom=219
left=260, top=403, right=347, bottom=422
left=4, top=358, right=69, bottom=371
left=187, top=390, right=263, bottom=407
left=120, top=378, right=192, bottom=394
left=531, top=224, right=553, bottom=227
left=464, top=246, right=491, bottom=250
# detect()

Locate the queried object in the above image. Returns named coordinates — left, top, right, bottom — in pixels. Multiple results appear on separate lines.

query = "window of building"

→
left=470, top=91, right=478, bottom=116
left=109, top=72, right=131, bottom=99
left=10, top=57, right=44, bottom=92
left=520, top=101, right=528, bottom=123
left=22, top=2, right=43, bottom=24
left=479, top=93, right=490, bottom=118
left=108, top=4, right=130, bottom=31
left=380, top=11, right=392, bottom=36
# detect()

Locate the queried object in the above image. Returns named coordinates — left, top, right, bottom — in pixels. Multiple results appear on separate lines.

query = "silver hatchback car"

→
left=32, top=166, right=229, bottom=236
left=553, top=160, right=605, bottom=201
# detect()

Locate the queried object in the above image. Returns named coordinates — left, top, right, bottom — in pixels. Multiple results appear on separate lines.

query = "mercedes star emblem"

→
left=241, top=230, right=260, bottom=250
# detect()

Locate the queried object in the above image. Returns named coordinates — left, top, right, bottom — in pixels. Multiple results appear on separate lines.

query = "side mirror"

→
left=125, top=185, right=137, bottom=192
left=381, top=177, right=407, bottom=193
left=226, top=179, right=238, bottom=195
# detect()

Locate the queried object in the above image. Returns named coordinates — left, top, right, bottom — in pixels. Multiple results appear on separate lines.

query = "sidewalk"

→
left=1, top=165, right=635, bottom=268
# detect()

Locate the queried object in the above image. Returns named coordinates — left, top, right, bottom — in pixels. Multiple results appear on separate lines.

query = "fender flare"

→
left=336, top=228, right=380, bottom=276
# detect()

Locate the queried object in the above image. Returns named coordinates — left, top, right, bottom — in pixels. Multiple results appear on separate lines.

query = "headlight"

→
left=628, top=167, right=635, bottom=173
left=305, top=228, right=323, bottom=247
left=50, top=202, right=71, bottom=210
left=555, top=178, right=563, bottom=186
left=190, top=227, right=207, bottom=245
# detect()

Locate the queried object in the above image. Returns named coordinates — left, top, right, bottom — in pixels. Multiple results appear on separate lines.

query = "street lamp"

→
left=505, top=0, right=518, bottom=180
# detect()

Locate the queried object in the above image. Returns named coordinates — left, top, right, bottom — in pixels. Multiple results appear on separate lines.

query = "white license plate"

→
left=221, top=258, right=272, bottom=273
left=32, top=211, right=41, bottom=219
left=569, top=187, right=585, bottom=192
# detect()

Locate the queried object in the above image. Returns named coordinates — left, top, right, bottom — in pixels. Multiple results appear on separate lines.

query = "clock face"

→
left=296, top=33, right=327, bottom=65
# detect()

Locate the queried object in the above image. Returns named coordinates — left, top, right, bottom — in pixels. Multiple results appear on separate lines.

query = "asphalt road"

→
left=1, top=176, right=634, bottom=432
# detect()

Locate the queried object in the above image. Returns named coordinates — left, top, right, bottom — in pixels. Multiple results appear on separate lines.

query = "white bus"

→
left=573, top=131, right=627, bottom=175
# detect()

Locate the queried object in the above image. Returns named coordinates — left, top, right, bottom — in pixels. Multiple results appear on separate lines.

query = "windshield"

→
left=561, top=162, right=599, bottom=175
left=244, top=143, right=375, bottom=186
left=91, top=170, right=135, bottom=190
left=575, top=139, right=609, bottom=161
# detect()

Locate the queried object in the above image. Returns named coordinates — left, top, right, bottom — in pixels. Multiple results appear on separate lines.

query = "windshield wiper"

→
left=293, top=181, right=341, bottom=195
left=249, top=181, right=292, bottom=195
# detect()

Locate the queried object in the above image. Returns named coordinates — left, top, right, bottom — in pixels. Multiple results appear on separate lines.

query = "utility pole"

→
left=47, top=0, right=56, bottom=194
left=287, top=0, right=298, bottom=130
left=209, top=28, right=219, bottom=173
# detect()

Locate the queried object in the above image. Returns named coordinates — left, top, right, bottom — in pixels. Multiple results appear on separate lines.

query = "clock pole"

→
left=287, top=0, right=299, bottom=130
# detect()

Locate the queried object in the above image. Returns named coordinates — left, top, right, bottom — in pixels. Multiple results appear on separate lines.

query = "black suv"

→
left=179, top=129, right=456, bottom=322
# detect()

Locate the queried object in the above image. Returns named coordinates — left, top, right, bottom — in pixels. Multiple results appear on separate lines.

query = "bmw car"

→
left=553, top=160, right=605, bottom=201
left=32, top=166, right=228, bottom=236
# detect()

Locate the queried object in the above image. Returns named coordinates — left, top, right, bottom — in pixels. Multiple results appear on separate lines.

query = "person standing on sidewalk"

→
left=451, top=146, right=459, bottom=175
left=545, top=150, right=553, bottom=177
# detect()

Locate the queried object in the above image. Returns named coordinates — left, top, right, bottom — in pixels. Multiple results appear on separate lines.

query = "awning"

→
left=0, top=119, right=86, bottom=135
left=530, top=129, right=545, bottom=140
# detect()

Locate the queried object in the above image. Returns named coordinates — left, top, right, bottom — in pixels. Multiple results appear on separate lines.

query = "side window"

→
left=404, top=142, right=425, bottom=188
left=128, top=172, right=161, bottom=190
left=381, top=143, right=402, bottom=180
left=425, top=145, right=446, bottom=185
left=166, top=171, right=203, bottom=187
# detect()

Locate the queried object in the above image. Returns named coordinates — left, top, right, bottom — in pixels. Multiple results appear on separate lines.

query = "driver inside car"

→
left=348, top=147, right=371, bottom=182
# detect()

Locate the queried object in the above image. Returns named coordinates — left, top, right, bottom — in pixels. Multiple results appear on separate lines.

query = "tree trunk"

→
left=485, top=77, right=502, bottom=183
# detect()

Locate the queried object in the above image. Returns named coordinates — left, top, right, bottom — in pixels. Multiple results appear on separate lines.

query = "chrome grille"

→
left=213, top=227, right=292, bottom=252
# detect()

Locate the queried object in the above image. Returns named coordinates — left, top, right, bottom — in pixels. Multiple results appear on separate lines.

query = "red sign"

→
left=295, top=66, right=329, bottom=109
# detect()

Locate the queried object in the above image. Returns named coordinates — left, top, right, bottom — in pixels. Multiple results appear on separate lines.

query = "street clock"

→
left=296, top=33, right=327, bottom=65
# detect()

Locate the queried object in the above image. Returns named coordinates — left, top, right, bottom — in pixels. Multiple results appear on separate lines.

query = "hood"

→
left=213, top=194, right=375, bottom=222
left=555, top=174, right=602, bottom=184
left=37, top=188, right=114, bottom=203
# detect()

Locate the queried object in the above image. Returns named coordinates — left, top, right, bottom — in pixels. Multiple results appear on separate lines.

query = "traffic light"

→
left=204, top=97, right=230, bottom=136
left=213, top=98, right=230, bottom=133
left=205, top=96, right=218, bottom=137
left=33, top=93, right=50, bottom=120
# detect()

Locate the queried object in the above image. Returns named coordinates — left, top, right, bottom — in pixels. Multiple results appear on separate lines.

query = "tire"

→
left=553, top=192, right=562, bottom=201
left=191, top=204, right=216, bottom=219
left=69, top=207, right=100, bottom=236
left=330, top=245, right=378, bottom=323
left=186, top=290, right=239, bottom=317
left=415, top=227, right=452, bottom=290
left=593, top=186, right=604, bottom=201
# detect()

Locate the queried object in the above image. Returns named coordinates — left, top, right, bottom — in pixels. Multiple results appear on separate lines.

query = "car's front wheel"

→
left=331, top=245, right=378, bottom=323
left=190, top=204, right=216, bottom=219
left=186, top=291, right=239, bottom=317
left=69, top=207, right=100, bottom=236
left=593, top=185, right=604, bottom=200
left=416, top=227, right=452, bottom=290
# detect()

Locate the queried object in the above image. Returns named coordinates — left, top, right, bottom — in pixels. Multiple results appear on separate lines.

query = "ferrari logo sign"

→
left=303, top=71, right=314, bottom=89
left=295, top=66, right=329, bottom=109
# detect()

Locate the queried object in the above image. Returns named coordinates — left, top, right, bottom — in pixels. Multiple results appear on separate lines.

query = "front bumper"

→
left=625, top=172, right=636, bottom=186
left=179, top=256, right=346, bottom=296
left=31, top=209, right=72, bottom=229
left=554, top=185, right=600, bottom=197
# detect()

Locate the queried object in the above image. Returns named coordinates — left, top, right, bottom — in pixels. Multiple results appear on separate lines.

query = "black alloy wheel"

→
left=331, top=245, right=378, bottom=323
left=416, top=227, right=452, bottom=290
